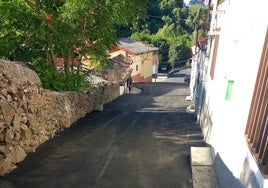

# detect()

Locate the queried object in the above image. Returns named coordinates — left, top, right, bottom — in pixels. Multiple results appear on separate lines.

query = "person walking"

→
left=126, top=76, right=133, bottom=94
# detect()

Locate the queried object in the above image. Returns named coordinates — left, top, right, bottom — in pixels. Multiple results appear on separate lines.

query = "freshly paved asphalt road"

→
left=0, top=68, right=206, bottom=188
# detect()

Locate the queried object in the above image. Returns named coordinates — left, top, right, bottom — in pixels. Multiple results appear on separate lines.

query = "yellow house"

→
left=109, top=38, right=159, bottom=83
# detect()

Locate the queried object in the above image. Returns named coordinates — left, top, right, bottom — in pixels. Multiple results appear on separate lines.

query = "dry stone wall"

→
left=0, top=59, right=120, bottom=175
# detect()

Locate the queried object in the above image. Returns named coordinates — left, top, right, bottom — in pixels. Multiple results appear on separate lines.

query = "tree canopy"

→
left=0, top=0, right=208, bottom=91
left=129, top=1, right=207, bottom=68
left=0, top=0, right=147, bottom=91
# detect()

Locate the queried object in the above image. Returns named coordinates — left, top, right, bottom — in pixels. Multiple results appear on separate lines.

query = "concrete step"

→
left=191, top=147, right=219, bottom=188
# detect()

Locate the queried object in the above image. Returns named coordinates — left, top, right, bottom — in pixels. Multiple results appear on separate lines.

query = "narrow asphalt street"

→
left=0, top=68, right=206, bottom=188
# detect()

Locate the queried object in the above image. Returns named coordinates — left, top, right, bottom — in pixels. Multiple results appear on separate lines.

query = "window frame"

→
left=245, top=28, right=268, bottom=175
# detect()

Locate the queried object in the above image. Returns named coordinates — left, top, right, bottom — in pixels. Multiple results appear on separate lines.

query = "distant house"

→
left=47, top=58, right=80, bottom=71
left=80, top=54, right=133, bottom=91
left=109, top=38, right=159, bottom=83
left=191, top=0, right=268, bottom=187
left=99, top=54, right=133, bottom=86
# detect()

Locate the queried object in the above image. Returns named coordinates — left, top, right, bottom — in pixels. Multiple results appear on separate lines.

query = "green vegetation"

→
left=0, top=0, right=207, bottom=91
left=123, top=0, right=208, bottom=69
left=0, top=0, right=147, bottom=91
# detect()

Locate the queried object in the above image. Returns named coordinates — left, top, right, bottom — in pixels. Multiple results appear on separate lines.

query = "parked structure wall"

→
left=131, top=52, right=155, bottom=83
left=109, top=39, right=159, bottom=83
left=0, top=60, right=120, bottom=175
left=193, top=0, right=268, bottom=187
left=110, top=49, right=155, bottom=83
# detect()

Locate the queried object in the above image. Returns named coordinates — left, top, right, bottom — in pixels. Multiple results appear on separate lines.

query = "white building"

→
left=192, top=0, right=268, bottom=187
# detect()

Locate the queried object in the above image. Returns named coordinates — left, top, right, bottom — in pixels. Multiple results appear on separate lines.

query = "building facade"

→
left=110, top=38, right=159, bottom=83
left=191, top=0, right=268, bottom=187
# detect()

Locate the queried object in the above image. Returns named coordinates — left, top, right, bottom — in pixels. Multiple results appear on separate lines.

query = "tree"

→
left=152, top=37, right=169, bottom=64
left=168, top=35, right=192, bottom=66
left=129, top=0, right=204, bottom=68
left=0, top=0, right=148, bottom=91
left=0, top=0, right=42, bottom=62
left=159, top=0, right=184, bottom=15
left=186, top=4, right=207, bottom=45
left=131, top=32, right=152, bottom=44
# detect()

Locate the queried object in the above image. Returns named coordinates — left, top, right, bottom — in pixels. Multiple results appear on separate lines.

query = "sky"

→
left=184, top=0, right=191, bottom=5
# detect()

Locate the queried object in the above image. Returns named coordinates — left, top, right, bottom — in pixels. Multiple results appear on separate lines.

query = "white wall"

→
left=202, top=0, right=268, bottom=187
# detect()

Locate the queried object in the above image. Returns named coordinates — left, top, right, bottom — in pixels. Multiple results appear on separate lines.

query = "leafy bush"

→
left=28, top=61, right=86, bottom=92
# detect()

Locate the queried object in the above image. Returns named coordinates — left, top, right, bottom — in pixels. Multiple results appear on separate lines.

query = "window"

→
left=210, top=30, right=220, bottom=80
left=245, top=29, right=268, bottom=175
left=225, top=80, right=234, bottom=101
left=136, top=65, right=138, bottom=71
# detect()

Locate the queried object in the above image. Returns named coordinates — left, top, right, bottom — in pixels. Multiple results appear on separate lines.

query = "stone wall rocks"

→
left=0, top=59, right=120, bottom=175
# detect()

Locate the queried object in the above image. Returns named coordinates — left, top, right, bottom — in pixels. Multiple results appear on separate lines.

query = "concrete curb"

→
left=191, top=147, right=219, bottom=188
